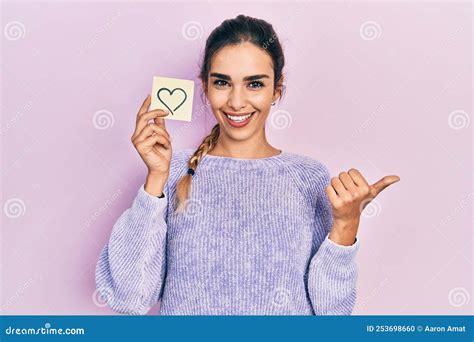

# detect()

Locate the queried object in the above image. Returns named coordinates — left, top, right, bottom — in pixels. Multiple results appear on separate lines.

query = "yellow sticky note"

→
left=150, top=76, right=195, bottom=122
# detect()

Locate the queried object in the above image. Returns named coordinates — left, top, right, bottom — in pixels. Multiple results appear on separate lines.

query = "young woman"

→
left=95, top=14, right=400, bottom=315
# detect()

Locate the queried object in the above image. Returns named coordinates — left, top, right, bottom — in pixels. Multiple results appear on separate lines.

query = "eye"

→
left=248, top=81, right=264, bottom=89
left=213, top=79, right=229, bottom=88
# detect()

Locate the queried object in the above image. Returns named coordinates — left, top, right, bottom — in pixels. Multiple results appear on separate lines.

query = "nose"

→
left=227, top=86, right=246, bottom=111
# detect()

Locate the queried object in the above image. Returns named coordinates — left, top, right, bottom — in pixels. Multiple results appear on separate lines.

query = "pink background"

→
left=1, top=1, right=472, bottom=315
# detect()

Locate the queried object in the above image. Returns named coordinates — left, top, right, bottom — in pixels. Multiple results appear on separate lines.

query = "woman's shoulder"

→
left=280, top=151, right=332, bottom=203
left=171, top=148, right=195, bottom=163
left=282, top=151, right=331, bottom=181
left=169, top=148, right=194, bottom=173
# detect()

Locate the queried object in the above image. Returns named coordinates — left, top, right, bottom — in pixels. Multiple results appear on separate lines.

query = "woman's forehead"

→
left=210, top=43, right=274, bottom=79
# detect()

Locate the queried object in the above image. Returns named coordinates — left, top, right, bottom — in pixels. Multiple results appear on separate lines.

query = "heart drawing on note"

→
left=157, top=87, right=187, bottom=115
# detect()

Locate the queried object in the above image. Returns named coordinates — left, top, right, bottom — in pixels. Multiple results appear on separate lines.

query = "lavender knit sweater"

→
left=95, top=148, right=360, bottom=315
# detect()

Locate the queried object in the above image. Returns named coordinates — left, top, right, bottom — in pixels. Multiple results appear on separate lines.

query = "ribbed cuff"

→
left=136, top=184, right=168, bottom=213
left=317, top=233, right=360, bottom=265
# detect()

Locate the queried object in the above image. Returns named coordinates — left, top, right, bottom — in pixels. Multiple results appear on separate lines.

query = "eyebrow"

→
left=209, top=73, right=270, bottom=82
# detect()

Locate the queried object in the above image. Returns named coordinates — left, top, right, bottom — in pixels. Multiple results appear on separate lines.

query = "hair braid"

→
left=175, top=124, right=220, bottom=213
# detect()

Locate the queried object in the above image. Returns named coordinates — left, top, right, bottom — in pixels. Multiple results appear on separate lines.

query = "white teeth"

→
left=225, top=113, right=252, bottom=122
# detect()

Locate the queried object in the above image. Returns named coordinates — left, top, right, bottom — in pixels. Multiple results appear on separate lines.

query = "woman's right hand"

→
left=131, top=95, right=172, bottom=180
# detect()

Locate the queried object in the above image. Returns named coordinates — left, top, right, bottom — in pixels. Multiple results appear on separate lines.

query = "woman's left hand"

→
left=325, top=168, right=400, bottom=246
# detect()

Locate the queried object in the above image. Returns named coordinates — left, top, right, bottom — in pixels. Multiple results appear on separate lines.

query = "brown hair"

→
left=175, top=124, right=220, bottom=213
left=175, top=14, right=285, bottom=213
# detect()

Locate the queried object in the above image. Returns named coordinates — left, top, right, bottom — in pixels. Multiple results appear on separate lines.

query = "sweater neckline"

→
left=198, top=149, right=288, bottom=171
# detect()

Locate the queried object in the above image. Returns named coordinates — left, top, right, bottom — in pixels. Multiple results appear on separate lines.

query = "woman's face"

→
left=204, top=42, right=282, bottom=142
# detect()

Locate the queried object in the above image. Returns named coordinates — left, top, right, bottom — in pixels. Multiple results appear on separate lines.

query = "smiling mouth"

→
left=223, top=111, right=256, bottom=122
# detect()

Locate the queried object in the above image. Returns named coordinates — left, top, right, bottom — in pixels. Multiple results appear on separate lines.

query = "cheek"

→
left=249, top=90, right=273, bottom=109
left=207, top=89, right=228, bottom=108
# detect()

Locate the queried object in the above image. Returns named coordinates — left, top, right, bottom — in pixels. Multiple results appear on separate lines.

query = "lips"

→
left=223, top=111, right=256, bottom=128
left=224, top=111, right=254, bottom=117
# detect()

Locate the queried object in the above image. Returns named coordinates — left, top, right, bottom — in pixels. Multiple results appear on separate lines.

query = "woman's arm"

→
left=307, top=235, right=360, bottom=315
left=95, top=178, right=169, bottom=315
left=306, top=169, right=360, bottom=315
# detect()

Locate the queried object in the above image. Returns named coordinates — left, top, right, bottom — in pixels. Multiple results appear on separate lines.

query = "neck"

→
left=208, top=128, right=280, bottom=159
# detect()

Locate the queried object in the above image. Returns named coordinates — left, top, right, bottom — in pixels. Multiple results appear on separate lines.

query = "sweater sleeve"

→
left=306, top=165, right=361, bottom=315
left=94, top=183, right=168, bottom=315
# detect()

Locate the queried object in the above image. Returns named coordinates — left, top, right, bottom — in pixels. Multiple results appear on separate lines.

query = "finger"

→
left=138, top=133, right=171, bottom=150
left=152, top=124, right=171, bottom=142
left=134, top=124, right=171, bottom=146
left=370, top=175, right=401, bottom=197
left=137, top=108, right=170, bottom=122
left=146, top=133, right=170, bottom=150
left=325, top=185, right=341, bottom=207
left=154, top=115, right=167, bottom=130
left=142, top=123, right=170, bottom=142
left=133, top=110, right=170, bottom=139
left=339, top=172, right=358, bottom=192
left=331, top=177, right=348, bottom=197
left=137, top=94, right=151, bottom=116
left=347, top=168, right=370, bottom=188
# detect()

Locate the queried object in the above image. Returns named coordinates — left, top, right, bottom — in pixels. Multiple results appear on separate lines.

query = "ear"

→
left=272, top=75, right=285, bottom=103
